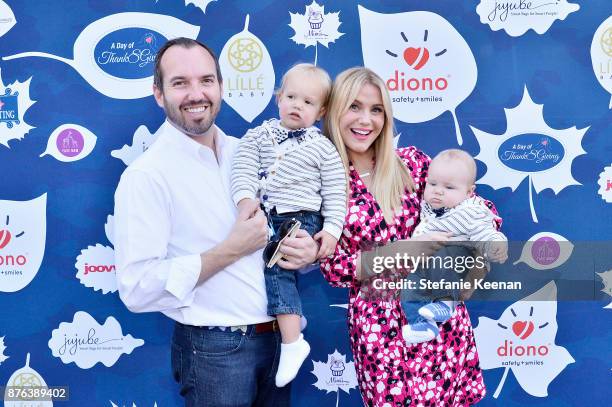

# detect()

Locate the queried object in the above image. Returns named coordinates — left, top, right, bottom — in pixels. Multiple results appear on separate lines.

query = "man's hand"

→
left=276, top=229, right=318, bottom=270
left=313, top=230, right=338, bottom=259
left=226, top=201, right=268, bottom=257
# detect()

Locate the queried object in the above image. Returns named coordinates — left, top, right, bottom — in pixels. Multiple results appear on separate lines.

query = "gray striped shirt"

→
left=231, top=119, right=346, bottom=239
left=413, top=196, right=507, bottom=256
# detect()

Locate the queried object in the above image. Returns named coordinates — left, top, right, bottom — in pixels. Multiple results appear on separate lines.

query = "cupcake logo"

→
left=329, top=356, right=345, bottom=376
left=311, top=350, right=357, bottom=405
left=289, top=1, right=344, bottom=65
left=308, top=8, right=323, bottom=29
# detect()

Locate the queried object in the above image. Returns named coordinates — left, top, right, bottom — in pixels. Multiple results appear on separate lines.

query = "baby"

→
left=231, top=63, right=346, bottom=387
left=401, top=149, right=508, bottom=343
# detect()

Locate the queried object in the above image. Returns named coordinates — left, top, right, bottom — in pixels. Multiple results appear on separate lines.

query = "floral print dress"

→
left=320, top=147, right=487, bottom=406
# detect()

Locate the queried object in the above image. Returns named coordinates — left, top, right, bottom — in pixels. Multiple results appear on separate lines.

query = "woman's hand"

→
left=403, top=231, right=453, bottom=257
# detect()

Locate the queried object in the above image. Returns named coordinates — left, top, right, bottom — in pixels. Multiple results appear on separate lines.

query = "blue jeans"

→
left=171, top=322, right=290, bottom=406
left=265, top=210, right=323, bottom=316
left=400, top=245, right=471, bottom=324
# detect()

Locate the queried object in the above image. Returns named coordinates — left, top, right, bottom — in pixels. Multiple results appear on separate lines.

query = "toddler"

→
left=231, top=64, right=346, bottom=386
left=402, top=149, right=507, bottom=343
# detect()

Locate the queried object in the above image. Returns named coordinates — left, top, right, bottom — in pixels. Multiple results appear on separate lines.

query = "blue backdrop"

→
left=0, top=1, right=610, bottom=406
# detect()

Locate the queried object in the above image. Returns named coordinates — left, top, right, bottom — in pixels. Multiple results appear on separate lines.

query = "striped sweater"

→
left=231, top=118, right=346, bottom=239
left=413, top=196, right=507, bottom=256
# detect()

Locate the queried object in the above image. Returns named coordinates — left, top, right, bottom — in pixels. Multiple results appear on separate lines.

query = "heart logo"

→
left=145, top=36, right=152, bottom=44
left=512, top=320, right=535, bottom=339
left=403, top=47, right=429, bottom=70
left=0, top=229, right=11, bottom=249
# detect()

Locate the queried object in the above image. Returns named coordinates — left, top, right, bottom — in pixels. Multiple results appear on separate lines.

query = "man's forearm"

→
left=197, top=240, right=243, bottom=285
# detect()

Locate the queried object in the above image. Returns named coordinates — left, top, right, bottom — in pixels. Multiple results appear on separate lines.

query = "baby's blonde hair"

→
left=276, top=63, right=332, bottom=108
left=432, top=149, right=477, bottom=184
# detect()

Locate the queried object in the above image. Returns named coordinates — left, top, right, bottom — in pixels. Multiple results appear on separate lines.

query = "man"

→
left=114, top=37, right=318, bottom=406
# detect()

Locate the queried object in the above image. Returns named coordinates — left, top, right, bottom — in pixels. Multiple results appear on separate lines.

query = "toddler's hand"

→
left=488, top=240, right=508, bottom=263
left=236, top=198, right=259, bottom=219
left=313, top=231, right=338, bottom=259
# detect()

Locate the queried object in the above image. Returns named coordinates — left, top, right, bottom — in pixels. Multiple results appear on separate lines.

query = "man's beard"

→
left=164, top=99, right=218, bottom=137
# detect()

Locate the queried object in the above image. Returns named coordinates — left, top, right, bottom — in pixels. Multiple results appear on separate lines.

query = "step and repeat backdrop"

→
left=0, top=0, right=610, bottom=406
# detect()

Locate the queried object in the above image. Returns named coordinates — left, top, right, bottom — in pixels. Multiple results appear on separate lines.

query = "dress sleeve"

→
left=320, top=237, right=360, bottom=288
left=396, top=146, right=431, bottom=197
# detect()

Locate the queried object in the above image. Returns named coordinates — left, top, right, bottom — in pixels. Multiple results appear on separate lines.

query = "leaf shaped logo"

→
left=288, top=1, right=344, bottom=65
left=0, top=336, right=7, bottom=365
left=220, top=15, right=275, bottom=123
left=358, top=6, right=477, bottom=145
left=2, top=13, right=199, bottom=99
left=48, top=311, right=144, bottom=369
left=0, top=68, right=36, bottom=147
left=4, top=353, right=52, bottom=406
left=185, top=0, right=216, bottom=14
left=597, top=164, right=612, bottom=203
left=596, top=269, right=612, bottom=309
left=472, top=86, right=588, bottom=222
left=0, top=0, right=16, bottom=38
left=474, top=281, right=575, bottom=398
left=0, top=194, right=47, bottom=293
left=513, top=232, right=574, bottom=270
left=591, top=16, right=612, bottom=108
left=40, top=124, right=97, bottom=162
left=311, top=349, right=358, bottom=405
left=476, top=0, right=579, bottom=37
left=111, top=125, right=159, bottom=166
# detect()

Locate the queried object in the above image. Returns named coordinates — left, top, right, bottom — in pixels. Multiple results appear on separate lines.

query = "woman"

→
left=321, top=67, right=487, bottom=406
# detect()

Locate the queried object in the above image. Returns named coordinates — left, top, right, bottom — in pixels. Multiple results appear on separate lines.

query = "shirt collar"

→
left=159, top=120, right=228, bottom=164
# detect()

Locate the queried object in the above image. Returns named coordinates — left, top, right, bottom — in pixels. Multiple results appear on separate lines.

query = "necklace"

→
left=360, top=172, right=371, bottom=177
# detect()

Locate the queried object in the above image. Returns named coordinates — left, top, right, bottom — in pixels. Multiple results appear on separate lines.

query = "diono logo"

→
left=496, top=306, right=550, bottom=357
left=386, top=29, right=446, bottom=71
left=512, top=320, right=534, bottom=340
left=0, top=194, right=46, bottom=293
left=0, top=216, right=26, bottom=266
left=359, top=7, right=477, bottom=144
left=384, top=30, right=449, bottom=91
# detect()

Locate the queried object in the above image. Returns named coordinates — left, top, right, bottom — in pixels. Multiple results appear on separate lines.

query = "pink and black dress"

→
left=320, top=147, right=487, bottom=406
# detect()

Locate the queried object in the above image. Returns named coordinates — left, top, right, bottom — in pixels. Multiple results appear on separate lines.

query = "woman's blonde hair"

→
left=324, top=67, right=414, bottom=223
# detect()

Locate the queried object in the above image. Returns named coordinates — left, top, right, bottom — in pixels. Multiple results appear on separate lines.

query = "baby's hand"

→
left=313, top=231, right=338, bottom=259
left=487, top=240, right=508, bottom=263
left=236, top=198, right=259, bottom=219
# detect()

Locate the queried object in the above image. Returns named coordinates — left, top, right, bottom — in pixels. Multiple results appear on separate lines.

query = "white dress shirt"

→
left=114, top=120, right=271, bottom=326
